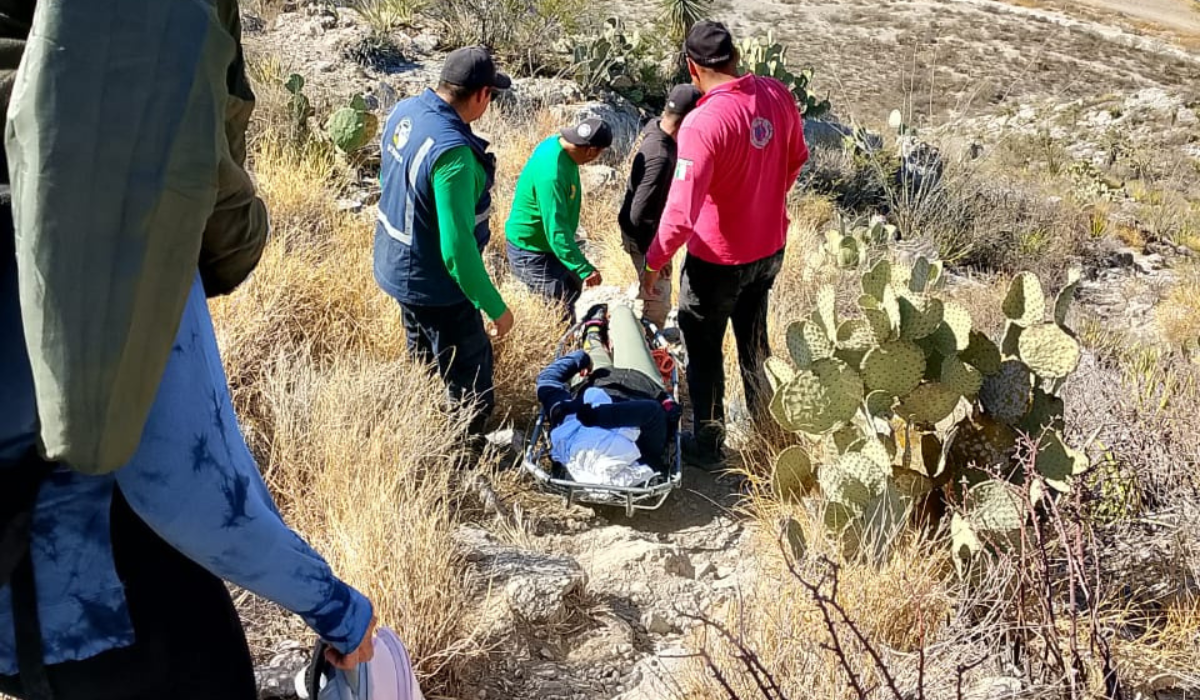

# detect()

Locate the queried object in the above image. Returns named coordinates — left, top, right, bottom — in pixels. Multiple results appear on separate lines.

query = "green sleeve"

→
left=535, top=174, right=594, bottom=278
left=432, top=146, right=507, bottom=320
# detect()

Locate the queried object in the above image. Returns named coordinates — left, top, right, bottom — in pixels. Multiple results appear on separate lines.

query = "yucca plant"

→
left=659, top=0, right=711, bottom=42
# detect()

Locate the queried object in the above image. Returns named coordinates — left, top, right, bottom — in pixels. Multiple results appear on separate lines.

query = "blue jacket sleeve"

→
left=536, top=350, right=590, bottom=413
left=114, top=276, right=372, bottom=655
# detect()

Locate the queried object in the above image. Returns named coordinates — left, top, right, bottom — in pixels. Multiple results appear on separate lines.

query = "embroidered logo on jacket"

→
left=750, top=117, right=774, bottom=149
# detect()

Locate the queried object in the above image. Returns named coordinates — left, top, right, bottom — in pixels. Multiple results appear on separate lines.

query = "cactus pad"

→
left=862, top=341, right=926, bottom=396
left=1002, top=272, right=1045, bottom=327
left=1034, top=430, right=1088, bottom=493
left=947, top=414, right=1016, bottom=474
left=898, top=294, right=944, bottom=340
left=770, top=360, right=863, bottom=434
left=941, top=355, right=984, bottom=397
left=857, top=436, right=892, bottom=470
left=1017, top=323, right=1081, bottom=379
left=909, top=256, right=934, bottom=294
left=860, top=298, right=895, bottom=344
left=816, top=286, right=838, bottom=337
left=966, top=481, right=1024, bottom=533
left=865, top=390, right=895, bottom=417
left=979, top=360, right=1032, bottom=424
left=961, top=330, right=1002, bottom=375
left=764, top=356, right=795, bottom=392
left=862, top=259, right=891, bottom=301
left=1001, top=322, right=1023, bottom=358
left=837, top=319, right=876, bottom=352
left=899, top=381, right=960, bottom=425
left=1018, top=387, right=1065, bottom=435
left=773, top=446, right=816, bottom=500
left=785, top=321, right=814, bottom=370
left=328, top=106, right=372, bottom=153
left=941, top=302, right=973, bottom=352
left=820, top=452, right=888, bottom=509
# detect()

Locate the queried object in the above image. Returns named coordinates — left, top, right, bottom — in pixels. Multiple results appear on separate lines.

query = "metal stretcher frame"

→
left=521, top=319, right=684, bottom=517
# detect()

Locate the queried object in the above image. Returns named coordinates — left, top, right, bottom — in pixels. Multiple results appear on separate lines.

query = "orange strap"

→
left=652, top=348, right=675, bottom=387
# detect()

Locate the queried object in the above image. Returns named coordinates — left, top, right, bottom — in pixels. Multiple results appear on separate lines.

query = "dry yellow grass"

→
left=1154, top=266, right=1200, bottom=349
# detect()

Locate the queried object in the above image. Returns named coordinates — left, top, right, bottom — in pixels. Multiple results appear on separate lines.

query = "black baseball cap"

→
left=685, top=20, right=735, bottom=67
left=440, top=46, right=512, bottom=91
left=664, top=84, right=702, bottom=115
left=560, top=118, right=613, bottom=149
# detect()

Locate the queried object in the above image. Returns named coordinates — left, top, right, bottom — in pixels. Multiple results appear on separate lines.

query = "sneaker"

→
left=680, top=431, right=726, bottom=471
left=581, top=303, right=609, bottom=346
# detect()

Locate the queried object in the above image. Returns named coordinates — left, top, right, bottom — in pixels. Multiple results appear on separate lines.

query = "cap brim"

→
left=491, top=72, right=512, bottom=90
left=559, top=126, right=584, bottom=146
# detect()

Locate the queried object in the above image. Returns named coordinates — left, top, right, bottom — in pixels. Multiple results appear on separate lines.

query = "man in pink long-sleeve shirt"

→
left=642, top=20, right=808, bottom=467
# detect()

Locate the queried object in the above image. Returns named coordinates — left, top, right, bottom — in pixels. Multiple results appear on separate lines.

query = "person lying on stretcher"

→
left=536, top=304, right=681, bottom=487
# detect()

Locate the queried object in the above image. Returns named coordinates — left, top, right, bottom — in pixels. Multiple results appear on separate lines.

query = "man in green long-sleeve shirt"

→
left=374, top=47, right=512, bottom=439
left=505, top=117, right=613, bottom=322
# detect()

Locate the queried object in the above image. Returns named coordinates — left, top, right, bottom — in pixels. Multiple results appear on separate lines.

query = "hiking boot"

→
left=680, top=431, right=726, bottom=471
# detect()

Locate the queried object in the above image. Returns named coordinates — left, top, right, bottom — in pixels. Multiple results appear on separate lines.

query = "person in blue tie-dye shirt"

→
left=0, top=2, right=377, bottom=699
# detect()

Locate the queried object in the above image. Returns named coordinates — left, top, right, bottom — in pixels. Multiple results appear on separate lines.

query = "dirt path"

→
left=451, top=462, right=754, bottom=700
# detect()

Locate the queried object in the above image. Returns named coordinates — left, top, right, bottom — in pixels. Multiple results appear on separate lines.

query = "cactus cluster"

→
left=767, top=256, right=1087, bottom=565
left=738, top=32, right=831, bottom=119
left=823, top=220, right=897, bottom=270
left=326, top=94, right=379, bottom=155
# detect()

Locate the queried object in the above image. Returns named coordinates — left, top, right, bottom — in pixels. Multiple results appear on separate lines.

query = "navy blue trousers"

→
left=400, top=299, right=495, bottom=435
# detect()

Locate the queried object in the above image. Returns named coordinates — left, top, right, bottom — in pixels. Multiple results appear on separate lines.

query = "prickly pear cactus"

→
left=766, top=248, right=1088, bottom=563
left=326, top=93, right=377, bottom=154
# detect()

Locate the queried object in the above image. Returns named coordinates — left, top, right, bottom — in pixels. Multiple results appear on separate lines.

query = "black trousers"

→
left=401, top=298, right=495, bottom=436
left=677, top=250, right=784, bottom=445
left=0, top=490, right=256, bottom=700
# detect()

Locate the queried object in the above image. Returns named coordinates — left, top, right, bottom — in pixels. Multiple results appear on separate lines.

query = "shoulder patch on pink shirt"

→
left=674, top=158, right=694, bottom=180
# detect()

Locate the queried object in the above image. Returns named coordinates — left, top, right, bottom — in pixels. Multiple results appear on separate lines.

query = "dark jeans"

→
left=506, top=241, right=582, bottom=323
left=678, top=250, right=784, bottom=448
left=0, top=489, right=256, bottom=700
left=400, top=298, right=495, bottom=435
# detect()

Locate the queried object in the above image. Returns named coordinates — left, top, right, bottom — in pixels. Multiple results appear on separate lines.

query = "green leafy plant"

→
left=326, top=94, right=379, bottom=155
left=766, top=252, right=1087, bottom=566
left=738, top=32, right=830, bottom=119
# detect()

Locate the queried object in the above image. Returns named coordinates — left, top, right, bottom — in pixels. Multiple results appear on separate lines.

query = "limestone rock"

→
left=454, top=527, right=586, bottom=624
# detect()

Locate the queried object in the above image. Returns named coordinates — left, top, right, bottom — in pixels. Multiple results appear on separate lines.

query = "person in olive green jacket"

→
left=505, top=117, right=612, bottom=323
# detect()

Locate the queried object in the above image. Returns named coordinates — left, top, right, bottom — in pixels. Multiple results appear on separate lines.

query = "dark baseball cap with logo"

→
left=685, top=20, right=735, bottom=67
left=560, top=118, right=613, bottom=149
left=664, top=84, right=702, bottom=115
left=440, top=46, right=512, bottom=91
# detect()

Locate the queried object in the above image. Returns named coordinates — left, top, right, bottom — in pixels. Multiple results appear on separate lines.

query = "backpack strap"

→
left=0, top=448, right=55, bottom=700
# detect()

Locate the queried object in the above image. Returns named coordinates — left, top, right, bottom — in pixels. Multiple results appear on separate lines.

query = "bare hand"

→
left=641, top=269, right=662, bottom=298
left=325, top=615, right=377, bottom=671
left=584, top=271, right=603, bottom=288
left=490, top=309, right=515, bottom=339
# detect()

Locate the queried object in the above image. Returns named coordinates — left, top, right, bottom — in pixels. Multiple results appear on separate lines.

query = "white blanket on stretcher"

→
left=549, top=388, right=658, bottom=488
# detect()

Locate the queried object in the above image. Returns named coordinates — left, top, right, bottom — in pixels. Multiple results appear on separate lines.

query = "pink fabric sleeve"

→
left=645, top=120, right=714, bottom=271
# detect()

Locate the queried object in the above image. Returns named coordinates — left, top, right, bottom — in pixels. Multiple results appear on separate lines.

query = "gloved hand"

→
left=661, top=398, right=682, bottom=423
left=549, top=397, right=584, bottom=425
left=576, top=403, right=599, bottom=427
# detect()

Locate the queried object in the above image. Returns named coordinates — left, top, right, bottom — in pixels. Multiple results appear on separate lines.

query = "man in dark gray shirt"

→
left=618, top=84, right=701, bottom=328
